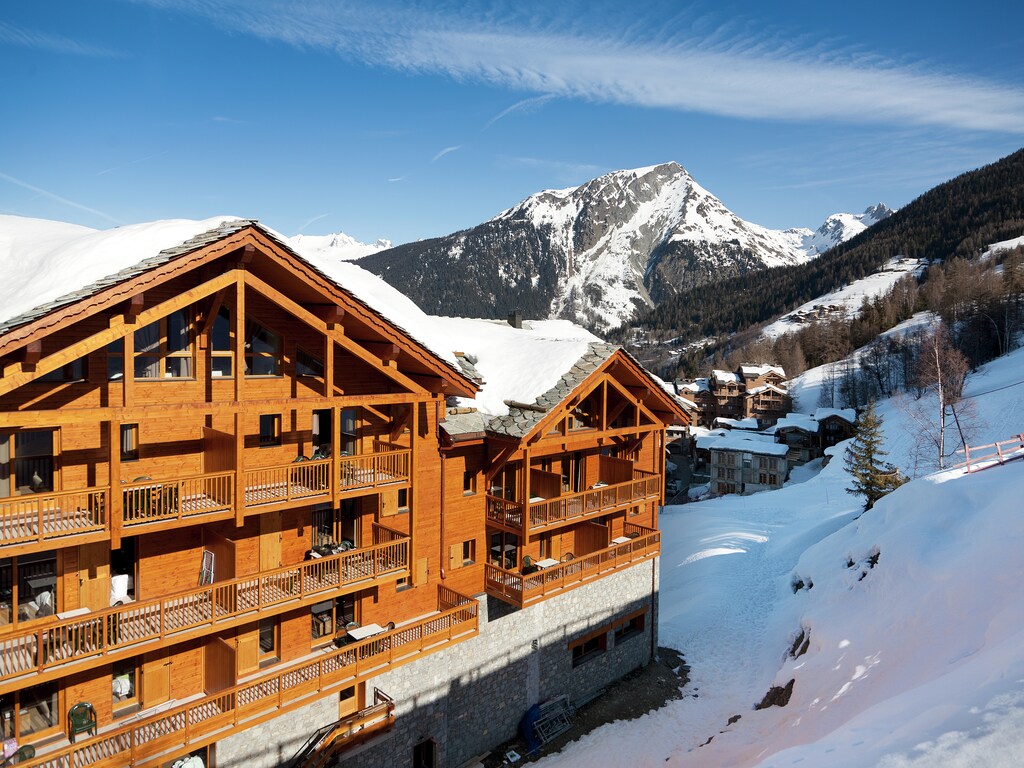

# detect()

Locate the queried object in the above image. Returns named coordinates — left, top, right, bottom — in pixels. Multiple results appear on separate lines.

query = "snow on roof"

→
left=0, top=215, right=243, bottom=333
left=428, top=316, right=600, bottom=420
left=714, top=416, right=760, bottom=430
left=712, top=369, right=740, bottom=384
left=740, top=363, right=785, bottom=378
left=694, top=428, right=729, bottom=450
left=707, top=432, right=790, bottom=455
left=0, top=215, right=464, bottom=376
left=745, top=382, right=789, bottom=396
left=769, top=412, right=820, bottom=433
left=814, top=407, right=856, bottom=424
left=678, top=379, right=710, bottom=393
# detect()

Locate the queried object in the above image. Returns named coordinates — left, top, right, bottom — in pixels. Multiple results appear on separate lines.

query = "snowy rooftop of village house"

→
left=705, top=432, right=789, bottom=455
left=744, top=382, right=788, bottom=396
left=712, top=369, right=741, bottom=385
left=713, top=416, right=760, bottom=431
left=813, top=407, right=856, bottom=423
left=739, top=363, right=785, bottom=378
left=767, top=412, right=820, bottom=433
left=677, top=378, right=710, bottom=393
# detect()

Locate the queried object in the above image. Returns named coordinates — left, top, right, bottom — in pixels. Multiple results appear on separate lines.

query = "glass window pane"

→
left=167, top=310, right=189, bottom=353
left=134, top=321, right=160, bottom=355
left=211, top=357, right=232, bottom=377
left=134, top=356, right=161, bottom=379
left=212, top=307, right=231, bottom=351
left=19, top=681, right=58, bottom=736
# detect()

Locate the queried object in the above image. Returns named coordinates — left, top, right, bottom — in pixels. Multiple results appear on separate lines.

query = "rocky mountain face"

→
left=355, top=163, right=891, bottom=333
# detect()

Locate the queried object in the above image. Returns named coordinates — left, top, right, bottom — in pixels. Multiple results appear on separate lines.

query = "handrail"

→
left=371, top=521, right=408, bottom=544
left=484, top=531, right=661, bottom=607
left=485, top=494, right=522, bottom=529
left=16, top=589, right=477, bottom=768
left=0, top=534, right=411, bottom=685
left=528, top=474, right=661, bottom=528
left=287, top=688, right=395, bottom=768
left=1, top=441, right=415, bottom=553
left=0, top=488, right=107, bottom=547
left=952, top=433, right=1024, bottom=473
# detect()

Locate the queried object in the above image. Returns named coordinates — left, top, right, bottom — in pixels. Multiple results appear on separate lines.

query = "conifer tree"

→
left=844, top=402, right=905, bottom=509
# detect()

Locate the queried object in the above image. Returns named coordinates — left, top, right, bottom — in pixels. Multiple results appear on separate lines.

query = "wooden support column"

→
left=122, top=324, right=134, bottom=409
left=331, top=400, right=341, bottom=507
left=324, top=336, right=334, bottom=399
left=109, top=419, right=123, bottom=549
left=521, top=447, right=531, bottom=541
left=410, top=400, right=421, bottom=585
left=233, top=272, right=245, bottom=403
left=234, top=412, right=245, bottom=526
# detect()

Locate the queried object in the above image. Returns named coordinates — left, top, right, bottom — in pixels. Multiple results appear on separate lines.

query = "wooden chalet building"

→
left=0, top=217, right=688, bottom=768
left=678, top=364, right=792, bottom=429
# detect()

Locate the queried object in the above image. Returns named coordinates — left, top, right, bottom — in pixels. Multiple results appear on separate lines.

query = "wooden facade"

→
left=0, top=221, right=685, bottom=767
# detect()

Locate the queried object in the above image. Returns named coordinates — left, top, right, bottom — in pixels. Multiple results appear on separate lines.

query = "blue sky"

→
left=2, top=1, right=1023, bottom=245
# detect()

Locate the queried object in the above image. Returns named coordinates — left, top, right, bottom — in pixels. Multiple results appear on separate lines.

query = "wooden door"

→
left=204, top=637, right=236, bottom=694
left=236, top=627, right=259, bottom=677
left=78, top=542, right=110, bottom=612
left=142, top=649, right=171, bottom=707
left=259, top=512, right=282, bottom=571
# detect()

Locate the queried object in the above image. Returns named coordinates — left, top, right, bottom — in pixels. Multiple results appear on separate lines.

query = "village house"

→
left=708, top=433, right=789, bottom=496
left=677, top=364, right=792, bottom=429
left=0, top=217, right=687, bottom=768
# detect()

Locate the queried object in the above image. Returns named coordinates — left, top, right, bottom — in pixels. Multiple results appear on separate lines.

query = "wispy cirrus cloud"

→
left=126, top=1, right=1024, bottom=134
left=484, top=94, right=556, bottom=130
left=431, top=145, right=462, bottom=163
left=0, top=171, right=122, bottom=225
left=0, top=20, right=124, bottom=57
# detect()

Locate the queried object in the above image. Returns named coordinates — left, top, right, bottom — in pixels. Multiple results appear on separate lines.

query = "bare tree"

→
left=915, top=323, right=970, bottom=468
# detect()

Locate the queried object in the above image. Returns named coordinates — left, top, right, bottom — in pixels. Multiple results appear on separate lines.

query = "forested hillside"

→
left=618, top=148, right=1024, bottom=350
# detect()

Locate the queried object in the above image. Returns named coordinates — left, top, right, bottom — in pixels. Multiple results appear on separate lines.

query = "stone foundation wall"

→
left=215, top=557, right=659, bottom=768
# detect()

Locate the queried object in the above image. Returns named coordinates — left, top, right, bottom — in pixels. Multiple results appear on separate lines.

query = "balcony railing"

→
left=339, top=441, right=410, bottom=492
left=0, top=488, right=107, bottom=547
left=485, top=470, right=660, bottom=534
left=484, top=524, right=660, bottom=608
left=16, top=588, right=477, bottom=768
left=287, top=687, right=395, bottom=768
left=0, top=444, right=413, bottom=552
left=0, top=528, right=410, bottom=686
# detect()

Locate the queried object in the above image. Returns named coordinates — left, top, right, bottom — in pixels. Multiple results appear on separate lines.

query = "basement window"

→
left=570, top=632, right=607, bottom=667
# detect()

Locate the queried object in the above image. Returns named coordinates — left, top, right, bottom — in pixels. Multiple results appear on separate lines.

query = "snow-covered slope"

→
left=536, top=343, right=1024, bottom=768
left=762, top=256, right=924, bottom=339
left=357, top=163, right=891, bottom=333
left=288, top=231, right=391, bottom=262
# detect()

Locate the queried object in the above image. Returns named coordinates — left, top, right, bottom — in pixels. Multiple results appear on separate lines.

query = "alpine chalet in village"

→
left=0, top=217, right=688, bottom=767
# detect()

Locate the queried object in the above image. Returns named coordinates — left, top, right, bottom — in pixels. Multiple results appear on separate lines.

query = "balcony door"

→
left=0, top=430, right=57, bottom=497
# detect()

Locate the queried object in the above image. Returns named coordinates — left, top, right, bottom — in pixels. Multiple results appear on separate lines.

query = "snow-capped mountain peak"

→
left=288, top=231, right=392, bottom=262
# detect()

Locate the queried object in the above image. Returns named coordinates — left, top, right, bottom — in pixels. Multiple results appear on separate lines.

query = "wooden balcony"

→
left=485, top=469, right=660, bottom=534
left=0, top=524, right=410, bottom=690
left=484, top=523, right=660, bottom=608
left=0, top=443, right=412, bottom=555
left=15, top=587, right=477, bottom=768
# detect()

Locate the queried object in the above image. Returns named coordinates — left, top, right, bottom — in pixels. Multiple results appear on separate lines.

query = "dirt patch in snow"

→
left=481, top=647, right=689, bottom=767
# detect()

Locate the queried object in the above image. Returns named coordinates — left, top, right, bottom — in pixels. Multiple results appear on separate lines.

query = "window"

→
left=259, top=414, right=281, bottom=447
left=134, top=309, right=193, bottom=379
left=0, top=681, right=59, bottom=739
left=245, top=320, right=281, bottom=376
left=1, top=430, right=55, bottom=496
left=112, top=657, right=139, bottom=713
left=120, top=424, right=139, bottom=462
left=0, top=552, right=58, bottom=627
left=311, top=600, right=335, bottom=642
left=340, top=408, right=359, bottom=455
left=570, top=632, right=607, bottom=667
left=614, top=612, right=645, bottom=643
left=258, top=617, right=279, bottom=664
left=40, top=356, right=87, bottom=383
left=339, top=685, right=358, bottom=717
left=211, top=305, right=233, bottom=377
left=462, top=469, right=476, bottom=495
left=397, top=488, right=409, bottom=510
left=107, top=339, right=124, bottom=380
left=297, top=348, right=324, bottom=378
left=413, top=739, right=437, bottom=768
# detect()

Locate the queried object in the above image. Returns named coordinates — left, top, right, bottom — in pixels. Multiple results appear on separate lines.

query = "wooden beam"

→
left=125, top=293, right=145, bottom=322
left=234, top=273, right=245, bottom=402
left=234, top=412, right=245, bottom=526
left=311, top=305, right=345, bottom=328
left=409, top=374, right=448, bottom=393
left=109, top=419, right=122, bottom=549
left=238, top=243, right=256, bottom=266
left=198, top=287, right=229, bottom=337
left=485, top=443, right=518, bottom=482
left=21, top=341, right=42, bottom=367
left=390, top=405, right=412, bottom=442
left=356, top=342, right=400, bottom=362
left=241, top=272, right=427, bottom=395
left=0, top=270, right=238, bottom=398
left=122, top=321, right=134, bottom=409
left=0, top=391, right=432, bottom=428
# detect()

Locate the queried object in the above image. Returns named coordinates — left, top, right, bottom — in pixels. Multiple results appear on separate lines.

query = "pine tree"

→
left=843, top=402, right=906, bottom=509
